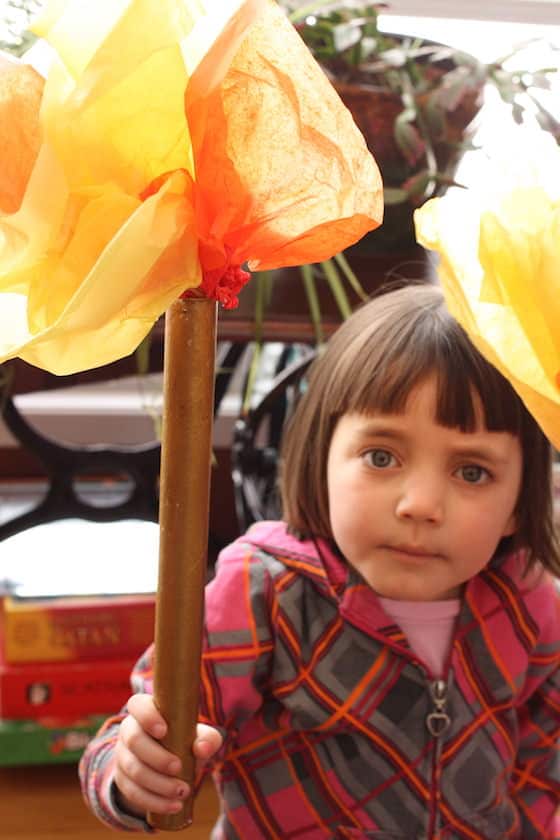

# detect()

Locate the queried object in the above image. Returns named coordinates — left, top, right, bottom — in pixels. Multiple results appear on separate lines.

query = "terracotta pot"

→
left=331, top=64, right=483, bottom=252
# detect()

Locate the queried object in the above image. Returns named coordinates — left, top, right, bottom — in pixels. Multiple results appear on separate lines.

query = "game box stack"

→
left=0, top=520, right=159, bottom=766
left=0, top=590, right=155, bottom=765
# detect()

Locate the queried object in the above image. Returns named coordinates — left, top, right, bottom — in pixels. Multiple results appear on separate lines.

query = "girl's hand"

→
left=113, top=693, right=223, bottom=819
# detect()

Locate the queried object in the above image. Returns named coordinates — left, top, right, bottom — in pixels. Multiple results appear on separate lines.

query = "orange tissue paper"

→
left=0, top=0, right=383, bottom=376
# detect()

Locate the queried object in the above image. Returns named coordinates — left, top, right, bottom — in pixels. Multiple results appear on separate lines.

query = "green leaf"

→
left=134, top=333, right=152, bottom=377
left=423, top=97, right=446, bottom=139
left=320, top=259, right=352, bottom=320
left=242, top=342, right=262, bottom=414
left=525, top=72, right=554, bottom=91
left=300, top=264, right=324, bottom=345
left=378, top=46, right=408, bottom=68
left=447, top=50, right=482, bottom=71
left=333, top=21, right=362, bottom=53
left=0, top=0, right=43, bottom=56
left=287, top=0, right=338, bottom=23
left=512, top=102, right=524, bottom=125
left=383, top=187, right=410, bottom=205
left=534, top=109, right=560, bottom=138
left=242, top=271, right=270, bottom=411
left=402, top=170, right=433, bottom=203
left=358, top=35, right=379, bottom=62
left=394, top=114, right=426, bottom=166
left=252, top=270, right=269, bottom=344
left=434, top=68, right=476, bottom=111
left=262, top=271, right=274, bottom=309
left=334, top=252, right=368, bottom=303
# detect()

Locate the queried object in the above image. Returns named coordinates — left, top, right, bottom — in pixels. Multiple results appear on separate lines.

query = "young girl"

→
left=80, top=283, right=560, bottom=839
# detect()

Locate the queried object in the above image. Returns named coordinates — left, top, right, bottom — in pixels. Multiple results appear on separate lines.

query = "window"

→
left=379, top=1, right=560, bottom=24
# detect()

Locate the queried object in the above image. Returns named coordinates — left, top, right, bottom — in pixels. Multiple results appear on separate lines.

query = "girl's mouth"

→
left=385, top=544, right=442, bottom=562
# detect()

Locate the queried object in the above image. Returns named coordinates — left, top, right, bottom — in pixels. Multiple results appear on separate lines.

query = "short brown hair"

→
left=280, top=283, right=560, bottom=576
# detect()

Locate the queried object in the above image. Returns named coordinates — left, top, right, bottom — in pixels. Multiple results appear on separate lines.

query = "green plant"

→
left=242, top=0, right=560, bottom=353
left=282, top=0, right=559, bottom=210
left=0, top=0, right=42, bottom=56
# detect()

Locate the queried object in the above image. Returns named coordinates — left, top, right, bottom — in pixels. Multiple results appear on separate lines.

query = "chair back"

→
left=231, top=348, right=316, bottom=531
left=0, top=341, right=244, bottom=542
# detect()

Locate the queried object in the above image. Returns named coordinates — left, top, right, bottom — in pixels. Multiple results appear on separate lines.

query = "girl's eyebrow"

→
left=352, top=422, right=406, bottom=440
left=354, top=421, right=511, bottom=465
left=445, top=445, right=511, bottom=466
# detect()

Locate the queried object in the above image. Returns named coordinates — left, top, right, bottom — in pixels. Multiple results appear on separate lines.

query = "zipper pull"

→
left=426, top=678, right=451, bottom=738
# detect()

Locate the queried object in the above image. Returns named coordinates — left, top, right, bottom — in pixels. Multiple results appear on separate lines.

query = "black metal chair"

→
left=0, top=341, right=245, bottom=543
left=231, top=347, right=316, bottom=531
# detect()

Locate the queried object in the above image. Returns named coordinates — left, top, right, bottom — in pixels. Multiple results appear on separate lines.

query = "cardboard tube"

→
left=148, top=297, right=217, bottom=831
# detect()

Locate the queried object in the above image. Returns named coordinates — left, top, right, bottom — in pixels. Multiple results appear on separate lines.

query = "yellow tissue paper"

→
left=0, top=0, right=383, bottom=375
left=415, top=167, right=560, bottom=449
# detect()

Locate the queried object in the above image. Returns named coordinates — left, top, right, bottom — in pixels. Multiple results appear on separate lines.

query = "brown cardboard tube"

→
left=148, top=297, right=217, bottom=831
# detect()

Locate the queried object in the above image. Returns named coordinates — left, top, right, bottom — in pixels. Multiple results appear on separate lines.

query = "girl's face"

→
left=326, top=375, right=523, bottom=601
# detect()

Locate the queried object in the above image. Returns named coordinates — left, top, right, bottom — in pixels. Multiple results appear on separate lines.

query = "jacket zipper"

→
left=426, top=676, right=452, bottom=839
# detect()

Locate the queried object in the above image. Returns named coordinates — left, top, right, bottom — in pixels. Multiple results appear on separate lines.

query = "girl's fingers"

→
left=115, top=766, right=188, bottom=816
left=120, top=715, right=181, bottom=775
left=116, top=746, right=189, bottom=801
left=114, top=696, right=223, bottom=819
left=124, top=693, right=223, bottom=768
left=193, top=723, right=223, bottom=761
left=127, top=693, right=168, bottom=740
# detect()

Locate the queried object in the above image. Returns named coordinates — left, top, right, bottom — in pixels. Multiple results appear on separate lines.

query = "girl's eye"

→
left=364, top=449, right=396, bottom=469
left=458, top=464, right=490, bottom=484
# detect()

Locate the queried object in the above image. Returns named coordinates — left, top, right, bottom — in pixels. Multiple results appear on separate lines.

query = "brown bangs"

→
left=325, top=287, right=524, bottom=435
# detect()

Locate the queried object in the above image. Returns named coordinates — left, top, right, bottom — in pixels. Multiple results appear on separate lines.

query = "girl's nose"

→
left=395, top=476, right=444, bottom=523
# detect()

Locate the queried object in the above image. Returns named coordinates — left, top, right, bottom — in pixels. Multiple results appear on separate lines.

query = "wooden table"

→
left=1, top=764, right=219, bottom=840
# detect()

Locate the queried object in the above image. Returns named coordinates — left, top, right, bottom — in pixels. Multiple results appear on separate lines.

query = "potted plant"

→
left=0, top=0, right=43, bottom=56
left=281, top=0, right=559, bottom=253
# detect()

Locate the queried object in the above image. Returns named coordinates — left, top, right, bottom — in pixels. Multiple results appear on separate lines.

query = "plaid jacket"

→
left=80, top=520, right=560, bottom=839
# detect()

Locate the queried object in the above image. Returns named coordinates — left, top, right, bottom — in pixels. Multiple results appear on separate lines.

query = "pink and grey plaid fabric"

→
left=80, top=521, right=560, bottom=838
